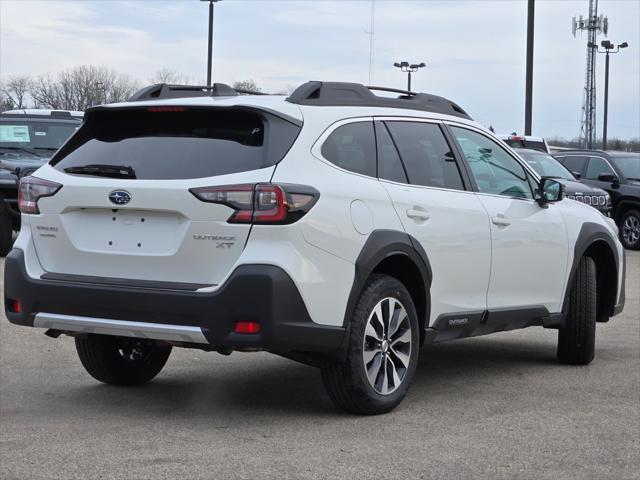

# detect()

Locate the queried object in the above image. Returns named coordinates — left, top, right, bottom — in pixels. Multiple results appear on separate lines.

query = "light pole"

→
left=589, top=40, right=628, bottom=150
left=201, top=0, right=221, bottom=86
left=524, top=0, right=535, bottom=136
left=393, top=61, right=425, bottom=92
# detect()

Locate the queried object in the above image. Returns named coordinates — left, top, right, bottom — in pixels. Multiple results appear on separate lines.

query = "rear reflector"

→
left=190, top=183, right=319, bottom=225
left=234, top=321, right=261, bottom=334
left=6, top=299, right=22, bottom=314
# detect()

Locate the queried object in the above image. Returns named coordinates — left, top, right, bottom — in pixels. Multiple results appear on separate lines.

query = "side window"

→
left=557, top=155, right=587, bottom=175
left=585, top=157, right=615, bottom=180
left=375, top=122, right=408, bottom=183
left=321, top=121, right=376, bottom=177
left=450, top=126, right=533, bottom=200
left=385, top=121, right=464, bottom=190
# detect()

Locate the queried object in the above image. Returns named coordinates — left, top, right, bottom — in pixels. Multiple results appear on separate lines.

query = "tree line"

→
left=0, top=65, right=265, bottom=112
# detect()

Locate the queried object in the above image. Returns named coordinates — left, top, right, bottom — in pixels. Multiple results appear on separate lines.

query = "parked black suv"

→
left=554, top=150, right=640, bottom=250
left=516, top=149, right=610, bottom=215
left=0, top=110, right=82, bottom=255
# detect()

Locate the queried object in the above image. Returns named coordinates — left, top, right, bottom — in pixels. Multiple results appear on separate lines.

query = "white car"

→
left=4, top=82, right=625, bottom=414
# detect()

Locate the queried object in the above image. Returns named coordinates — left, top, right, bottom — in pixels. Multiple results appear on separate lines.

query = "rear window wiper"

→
left=64, top=164, right=137, bottom=179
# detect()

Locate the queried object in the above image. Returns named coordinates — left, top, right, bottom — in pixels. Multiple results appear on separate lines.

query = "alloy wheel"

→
left=362, top=297, right=413, bottom=395
left=623, top=214, right=640, bottom=246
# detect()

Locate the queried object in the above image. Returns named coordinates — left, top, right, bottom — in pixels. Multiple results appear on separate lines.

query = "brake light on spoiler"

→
left=190, top=183, right=319, bottom=225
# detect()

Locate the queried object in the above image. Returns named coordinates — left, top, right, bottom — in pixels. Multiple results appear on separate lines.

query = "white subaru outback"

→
left=4, top=82, right=625, bottom=414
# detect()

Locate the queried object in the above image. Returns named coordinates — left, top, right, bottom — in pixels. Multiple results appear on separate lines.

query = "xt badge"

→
left=193, top=234, right=236, bottom=248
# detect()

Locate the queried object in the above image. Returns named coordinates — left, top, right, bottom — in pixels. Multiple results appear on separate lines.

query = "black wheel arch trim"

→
left=562, top=222, right=624, bottom=319
left=342, top=229, right=432, bottom=333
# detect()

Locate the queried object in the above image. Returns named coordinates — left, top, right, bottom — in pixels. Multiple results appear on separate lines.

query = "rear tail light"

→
left=18, top=176, right=62, bottom=214
left=190, top=183, right=319, bottom=225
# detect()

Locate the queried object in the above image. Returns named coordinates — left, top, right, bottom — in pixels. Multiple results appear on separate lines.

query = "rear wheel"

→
left=557, top=256, right=597, bottom=365
left=620, top=209, right=640, bottom=250
left=321, top=275, right=420, bottom=415
left=75, top=335, right=172, bottom=385
left=0, top=202, right=14, bottom=257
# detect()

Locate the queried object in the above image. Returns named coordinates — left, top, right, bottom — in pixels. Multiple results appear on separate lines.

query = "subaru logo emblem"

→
left=109, top=190, right=131, bottom=205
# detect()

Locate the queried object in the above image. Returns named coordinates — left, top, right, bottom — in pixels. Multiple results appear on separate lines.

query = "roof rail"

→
left=286, top=81, right=472, bottom=120
left=128, top=83, right=239, bottom=102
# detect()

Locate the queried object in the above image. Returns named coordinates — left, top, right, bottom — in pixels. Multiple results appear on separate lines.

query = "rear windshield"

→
left=50, top=108, right=300, bottom=180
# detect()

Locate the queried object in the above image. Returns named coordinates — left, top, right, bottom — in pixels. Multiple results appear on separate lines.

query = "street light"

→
left=589, top=40, right=628, bottom=150
left=393, top=61, right=425, bottom=92
left=201, top=0, right=221, bottom=86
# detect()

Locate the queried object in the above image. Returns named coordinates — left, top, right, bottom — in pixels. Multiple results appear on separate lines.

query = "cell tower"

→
left=572, top=0, right=608, bottom=148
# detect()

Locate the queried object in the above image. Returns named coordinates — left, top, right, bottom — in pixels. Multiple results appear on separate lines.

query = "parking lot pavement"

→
left=0, top=253, right=637, bottom=480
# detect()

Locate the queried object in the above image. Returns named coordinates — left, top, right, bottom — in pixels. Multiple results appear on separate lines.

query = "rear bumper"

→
left=4, top=248, right=346, bottom=358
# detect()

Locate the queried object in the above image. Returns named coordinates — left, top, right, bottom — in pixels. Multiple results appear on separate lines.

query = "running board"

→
left=33, top=313, right=209, bottom=344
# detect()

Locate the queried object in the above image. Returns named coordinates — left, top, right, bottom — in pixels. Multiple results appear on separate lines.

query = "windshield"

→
left=0, top=120, right=79, bottom=151
left=610, top=153, right=640, bottom=180
left=517, top=150, right=575, bottom=180
left=504, top=138, right=547, bottom=152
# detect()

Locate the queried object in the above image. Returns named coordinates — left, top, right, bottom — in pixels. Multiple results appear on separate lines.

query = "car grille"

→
left=567, top=194, right=607, bottom=207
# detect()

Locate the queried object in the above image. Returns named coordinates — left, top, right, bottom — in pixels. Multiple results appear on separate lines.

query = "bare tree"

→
left=0, top=75, right=32, bottom=109
left=30, top=65, right=139, bottom=111
left=150, top=68, right=191, bottom=85
left=233, top=79, right=261, bottom=94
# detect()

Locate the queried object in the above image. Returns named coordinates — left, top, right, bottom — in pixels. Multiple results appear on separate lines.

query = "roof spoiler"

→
left=128, top=83, right=269, bottom=102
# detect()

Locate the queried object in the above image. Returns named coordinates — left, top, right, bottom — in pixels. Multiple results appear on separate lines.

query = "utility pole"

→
left=524, top=0, right=535, bottom=135
left=201, top=0, right=221, bottom=86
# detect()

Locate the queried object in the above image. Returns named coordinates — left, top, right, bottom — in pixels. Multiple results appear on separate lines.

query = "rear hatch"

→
left=28, top=105, right=300, bottom=286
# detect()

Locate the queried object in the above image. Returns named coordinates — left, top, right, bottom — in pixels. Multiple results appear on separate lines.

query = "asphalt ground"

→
left=1, top=252, right=638, bottom=480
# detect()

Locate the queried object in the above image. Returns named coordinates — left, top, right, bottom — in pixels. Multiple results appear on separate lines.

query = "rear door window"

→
left=51, top=108, right=300, bottom=180
left=375, top=122, right=408, bottom=183
left=385, top=121, right=464, bottom=190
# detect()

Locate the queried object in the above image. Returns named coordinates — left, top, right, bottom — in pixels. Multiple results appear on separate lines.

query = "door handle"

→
left=491, top=215, right=511, bottom=227
left=406, top=208, right=430, bottom=221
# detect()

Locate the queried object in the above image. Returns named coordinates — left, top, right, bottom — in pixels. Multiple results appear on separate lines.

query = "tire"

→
left=0, top=203, right=13, bottom=257
left=619, top=209, right=640, bottom=250
left=557, top=256, right=597, bottom=365
left=321, top=274, right=420, bottom=415
left=75, top=335, right=172, bottom=385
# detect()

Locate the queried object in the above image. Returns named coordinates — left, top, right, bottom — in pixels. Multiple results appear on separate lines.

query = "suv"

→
left=515, top=149, right=611, bottom=215
left=497, top=133, right=550, bottom=153
left=1, top=110, right=83, bottom=255
left=554, top=150, right=640, bottom=250
left=4, top=82, right=625, bottom=414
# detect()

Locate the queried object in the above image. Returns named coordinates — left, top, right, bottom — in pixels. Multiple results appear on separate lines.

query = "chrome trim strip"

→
left=33, top=313, right=209, bottom=344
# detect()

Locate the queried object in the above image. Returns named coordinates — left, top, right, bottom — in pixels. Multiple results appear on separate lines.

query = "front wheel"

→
left=620, top=209, right=640, bottom=250
left=557, top=256, right=597, bottom=365
left=75, top=335, right=172, bottom=385
left=321, top=274, right=420, bottom=415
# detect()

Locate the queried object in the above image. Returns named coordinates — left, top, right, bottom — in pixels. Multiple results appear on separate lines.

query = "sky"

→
left=1, top=0, right=639, bottom=139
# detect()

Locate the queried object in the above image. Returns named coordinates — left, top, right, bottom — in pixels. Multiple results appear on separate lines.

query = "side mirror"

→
left=572, top=171, right=582, bottom=179
left=598, top=173, right=620, bottom=187
left=536, top=177, right=564, bottom=207
left=598, top=173, right=616, bottom=182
